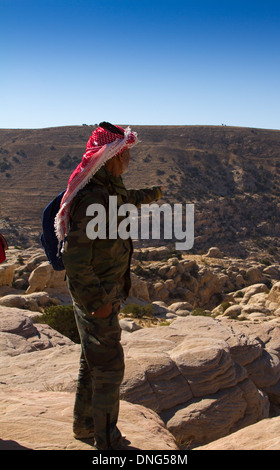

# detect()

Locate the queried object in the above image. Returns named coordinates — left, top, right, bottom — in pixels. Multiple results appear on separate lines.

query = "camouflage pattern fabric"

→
left=62, top=166, right=162, bottom=449
left=62, top=166, right=162, bottom=314
left=72, top=300, right=124, bottom=449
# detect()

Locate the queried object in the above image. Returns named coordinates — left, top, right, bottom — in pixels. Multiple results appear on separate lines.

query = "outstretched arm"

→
left=126, top=186, right=163, bottom=207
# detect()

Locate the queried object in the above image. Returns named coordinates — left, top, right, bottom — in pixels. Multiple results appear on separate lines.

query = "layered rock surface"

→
left=1, top=246, right=280, bottom=450
left=0, top=389, right=177, bottom=451
left=120, top=315, right=280, bottom=447
left=0, top=306, right=178, bottom=450
left=1, top=303, right=280, bottom=449
left=195, top=416, right=280, bottom=450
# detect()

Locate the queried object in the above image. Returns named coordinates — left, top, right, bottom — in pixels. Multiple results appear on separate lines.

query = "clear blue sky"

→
left=1, top=0, right=280, bottom=129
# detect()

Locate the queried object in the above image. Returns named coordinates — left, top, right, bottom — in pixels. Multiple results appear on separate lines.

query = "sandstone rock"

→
left=129, top=272, right=151, bottom=302
left=195, top=267, right=228, bottom=308
left=152, top=301, right=170, bottom=315
left=234, top=273, right=246, bottom=289
left=0, top=263, right=16, bottom=287
left=219, top=283, right=280, bottom=321
left=25, top=253, right=48, bottom=272
left=167, top=257, right=180, bottom=265
left=245, top=266, right=266, bottom=284
left=218, top=318, right=280, bottom=402
left=164, top=279, right=176, bottom=291
left=267, top=281, right=280, bottom=304
left=152, top=282, right=169, bottom=301
left=181, top=260, right=198, bottom=273
left=263, top=265, right=280, bottom=280
left=165, top=265, right=178, bottom=279
left=119, top=318, right=142, bottom=332
left=195, top=416, right=280, bottom=450
left=172, top=310, right=190, bottom=317
left=0, top=291, right=60, bottom=311
left=169, top=301, right=193, bottom=312
left=1, top=306, right=280, bottom=449
left=241, top=304, right=271, bottom=316
left=205, top=247, right=224, bottom=258
left=158, top=265, right=169, bottom=277
left=222, top=304, right=242, bottom=318
left=240, top=283, right=269, bottom=304
left=0, top=285, right=23, bottom=297
left=123, top=295, right=150, bottom=307
left=0, top=306, right=73, bottom=357
left=26, top=261, right=66, bottom=294
left=0, top=389, right=177, bottom=450
left=247, top=291, right=268, bottom=307
left=133, top=246, right=170, bottom=261
left=0, top=293, right=34, bottom=309
left=0, top=342, right=80, bottom=389
left=120, top=316, right=274, bottom=446
left=161, top=378, right=268, bottom=449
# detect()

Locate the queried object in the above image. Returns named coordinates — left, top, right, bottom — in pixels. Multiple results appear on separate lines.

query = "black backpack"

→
left=40, top=190, right=65, bottom=271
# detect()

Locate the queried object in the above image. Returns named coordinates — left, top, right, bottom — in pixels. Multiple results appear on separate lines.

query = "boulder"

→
left=0, top=263, right=16, bottom=287
left=195, top=267, right=228, bottom=308
left=0, top=292, right=60, bottom=312
left=151, top=282, right=169, bottom=301
left=267, top=281, right=280, bottom=304
left=221, top=304, right=242, bottom=318
left=129, top=272, right=151, bottom=302
left=214, top=282, right=280, bottom=321
left=119, top=318, right=142, bottom=332
left=24, top=253, right=48, bottom=272
left=169, top=301, right=193, bottom=312
left=263, top=265, right=280, bottom=280
left=0, top=306, right=73, bottom=357
left=133, top=246, right=170, bottom=261
left=26, top=261, right=66, bottom=294
left=245, top=266, right=266, bottom=284
left=240, top=283, right=269, bottom=304
left=204, top=247, right=224, bottom=258
left=195, top=416, right=280, bottom=450
left=152, top=301, right=170, bottom=315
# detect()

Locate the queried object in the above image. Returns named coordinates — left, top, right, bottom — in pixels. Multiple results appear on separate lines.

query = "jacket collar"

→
left=93, top=166, right=127, bottom=196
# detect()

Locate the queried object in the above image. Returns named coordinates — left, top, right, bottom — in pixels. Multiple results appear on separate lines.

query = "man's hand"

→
left=91, top=302, right=112, bottom=319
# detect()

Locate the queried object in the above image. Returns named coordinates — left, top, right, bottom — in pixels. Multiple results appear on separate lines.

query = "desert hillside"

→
left=0, top=124, right=280, bottom=260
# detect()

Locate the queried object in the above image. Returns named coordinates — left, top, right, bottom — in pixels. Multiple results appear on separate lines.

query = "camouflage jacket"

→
left=62, top=166, right=162, bottom=314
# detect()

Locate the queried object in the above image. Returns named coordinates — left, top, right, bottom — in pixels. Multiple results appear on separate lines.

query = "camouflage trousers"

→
left=72, top=300, right=124, bottom=450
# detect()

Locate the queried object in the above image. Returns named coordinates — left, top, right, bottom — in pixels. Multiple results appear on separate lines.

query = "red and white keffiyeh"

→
left=54, top=123, right=138, bottom=244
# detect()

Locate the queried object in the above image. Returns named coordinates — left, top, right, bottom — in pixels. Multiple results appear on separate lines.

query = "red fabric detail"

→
left=54, top=124, right=138, bottom=242
left=67, top=125, right=133, bottom=190
left=0, top=235, right=7, bottom=264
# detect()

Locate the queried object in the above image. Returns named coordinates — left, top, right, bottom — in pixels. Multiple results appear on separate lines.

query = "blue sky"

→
left=1, top=0, right=280, bottom=129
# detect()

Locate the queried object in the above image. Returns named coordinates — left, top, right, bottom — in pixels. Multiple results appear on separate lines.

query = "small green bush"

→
left=259, top=258, right=271, bottom=266
left=121, top=303, right=154, bottom=318
left=191, top=308, right=212, bottom=317
left=133, top=264, right=148, bottom=277
left=236, top=291, right=244, bottom=298
left=220, top=301, right=231, bottom=312
left=36, top=304, right=80, bottom=343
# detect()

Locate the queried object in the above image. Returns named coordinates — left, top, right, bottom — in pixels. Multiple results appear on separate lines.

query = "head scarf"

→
left=54, top=122, right=138, bottom=243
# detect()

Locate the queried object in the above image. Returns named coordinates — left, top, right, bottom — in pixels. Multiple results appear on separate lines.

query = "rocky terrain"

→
left=1, top=123, right=280, bottom=451
left=1, top=124, right=280, bottom=261
left=1, top=244, right=280, bottom=450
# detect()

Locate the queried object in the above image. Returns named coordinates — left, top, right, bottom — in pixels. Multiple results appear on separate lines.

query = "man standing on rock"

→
left=54, top=122, right=163, bottom=450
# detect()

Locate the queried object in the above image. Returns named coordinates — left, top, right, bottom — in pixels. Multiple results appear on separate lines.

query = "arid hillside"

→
left=0, top=124, right=280, bottom=260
